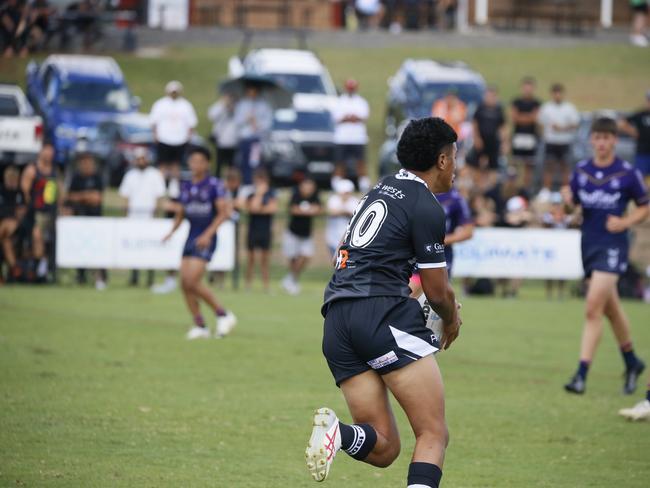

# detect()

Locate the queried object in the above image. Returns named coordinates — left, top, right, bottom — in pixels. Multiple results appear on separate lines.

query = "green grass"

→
left=1, top=276, right=649, bottom=487
left=2, top=43, right=649, bottom=177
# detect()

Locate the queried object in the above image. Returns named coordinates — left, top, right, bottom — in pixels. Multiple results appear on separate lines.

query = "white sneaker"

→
left=151, top=276, right=177, bottom=294
left=630, top=34, right=649, bottom=47
left=216, top=311, right=237, bottom=338
left=282, top=275, right=300, bottom=295
left=618, top=399, right=650, bottom=421
left=186, top=326, right=211, bottom=340
left=95, top=280, right=107, bottom=291
left=305, top=407, right=341, bottom=482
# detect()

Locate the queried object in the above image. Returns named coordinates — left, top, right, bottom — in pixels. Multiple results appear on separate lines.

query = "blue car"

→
left=26, top=54, right=139, bottom=165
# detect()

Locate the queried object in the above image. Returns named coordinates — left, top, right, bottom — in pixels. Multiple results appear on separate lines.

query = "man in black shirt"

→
left=282, top=177, right=321, bottom=295
left=0, top=166, right=25, bottom=280
left=467, top=86, right=506, bottom=190
left=306, top=118, right=462, bottom=488
left=510, top=77, right=541, bottom=189
left=621, top=90, right=650, bottom=183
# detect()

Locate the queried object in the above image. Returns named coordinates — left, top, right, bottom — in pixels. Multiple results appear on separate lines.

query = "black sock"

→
left=407, top=462, right=443, bottom=488
left=620, top=342, right=638, bottom=370
left=576, top=360, right=590, bottom=381
left=339, top=422, right=377, bottom=461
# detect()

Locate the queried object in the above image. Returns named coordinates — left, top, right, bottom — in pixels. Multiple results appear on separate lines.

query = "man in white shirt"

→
left=326, top=179, right=359, bottom=257
left=150, top=81, right=198, bottom=172
left=208, top=94, right=238, bottom=177
left=333, top=79, right=371, bottom=193
left=118, top=147, right=166, bottom=286
left=538, top=83, right=580, bottom=196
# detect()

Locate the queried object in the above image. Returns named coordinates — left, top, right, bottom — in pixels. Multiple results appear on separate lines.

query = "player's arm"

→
left=606, top=170, right=650, bottom=233
left=618, top=117, right=638, bottom=139
left=444, top=223, right=474, bottom=245
left=20, top=164, right=35, bottom=205
left=196, top=197, right=231, bottom=249
left=420, top=268, right=459, bottom=350
left=162, top=202, right=184, bottom=242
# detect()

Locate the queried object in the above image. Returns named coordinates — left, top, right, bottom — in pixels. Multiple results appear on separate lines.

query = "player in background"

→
left=306, top=118, right=462, bottom=488
left=410, top=186, right=474, bottom=297
left=619, top=374, right=650, bottom=421
left=562, top=117, right=649, bottom=395
left=162, top=146, right=237, bottom=340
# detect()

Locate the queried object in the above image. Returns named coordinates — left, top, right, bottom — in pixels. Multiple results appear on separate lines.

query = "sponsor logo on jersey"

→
left=378, top=184, right=406, bottom=200
left=578, top=189, right=621, bottom=208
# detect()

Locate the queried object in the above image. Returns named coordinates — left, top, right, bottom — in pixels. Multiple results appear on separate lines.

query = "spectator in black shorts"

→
left=0, top=166, right=25, bottom=281
left=467, top=86, right=506, bottom=191
left=510, top=77, right=541, bottom=189
left=244, top=169, right=277, bottom=292
left=65, top=152, right=106, bottom=290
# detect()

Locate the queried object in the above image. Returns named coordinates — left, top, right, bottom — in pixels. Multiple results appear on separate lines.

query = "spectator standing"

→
left=282, top=177, right=321, bottom=295
left=511, top=77, right=541, bottom=189
left=333, top=78, right=371, bottom=193
left=207, top=94, right=238, bottom=178
left=244, top=169, right=277, bottom=292
left=1, top=0, right=21, bottom=58
left=431, top=89, right=467, bottom=142
left=538, top=83, right=580, bottom=197
left=0, top=166, right=25, bottom=281
left=620, top=90, right=650, bottom=183
left=467, top=86, right=507, bottom=191
left=118, top=147, right=166, bottom=287
left=629, top=0, right=648, bottom=47
left=325, top=179, right=358, bottom=257
left=233, top=82, right=273, bottom=187
left=149, top=81, right=196, bottom=294
left=66, top=152, right=106, bottom=290
left=20, top=143, right=60, bottom=281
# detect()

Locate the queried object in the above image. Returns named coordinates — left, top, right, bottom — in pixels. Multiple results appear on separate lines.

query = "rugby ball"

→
left=417, top=293, right=443, bottom=345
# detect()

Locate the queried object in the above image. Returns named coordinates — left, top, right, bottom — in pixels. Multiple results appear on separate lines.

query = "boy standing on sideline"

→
left=282, top=177, right=321, bottom=295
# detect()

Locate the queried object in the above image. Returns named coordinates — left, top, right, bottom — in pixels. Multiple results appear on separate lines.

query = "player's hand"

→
left=441, top=314, right=461, bottom=351
left=195, top=232, right=212, bottom=249
left=606, top=215, right=627, bottom=233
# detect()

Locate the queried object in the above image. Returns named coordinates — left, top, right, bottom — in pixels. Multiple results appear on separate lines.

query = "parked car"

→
left=229, top=48, right=338, bottom=110
left=261, top=108, right=336, bottom=187
left=26, top=54, right=139, bottom=165
left=379, top=59, right=486, bottom=177
left=0, top=84, right=43, bottom=166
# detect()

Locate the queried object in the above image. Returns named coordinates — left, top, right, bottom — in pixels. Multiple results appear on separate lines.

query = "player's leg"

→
left=245, top=248, right=255, bottom=288
left=383, top=354, right=447, bottom=487
left=603, top=285, right=646, bottom=394
left=565, top=271, right=617, bottom=393
left=260, top=249, right=271, bottom=291
left=179, top=257, right=209, bottom=338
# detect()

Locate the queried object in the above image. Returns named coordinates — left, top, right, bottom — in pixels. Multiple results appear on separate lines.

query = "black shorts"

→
left=336, top=144, right=366, bottom=163
left=582, top=242, right=628, bottom=278
left=322, top=296, right=440, bottom=387
left=466, top=146, right=500, bottom=170
left=247, top=227, right=272, bottom=250
left=544, top=143, right=571, bottom=163
left=156, top=142, right=187, bottom=165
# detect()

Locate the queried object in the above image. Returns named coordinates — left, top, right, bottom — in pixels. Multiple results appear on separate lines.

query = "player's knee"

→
left=372, top=442, right=400, bottom=468
left=414, top=420, right=449, bottom=450
left=585, top=302, right=604, bottom=321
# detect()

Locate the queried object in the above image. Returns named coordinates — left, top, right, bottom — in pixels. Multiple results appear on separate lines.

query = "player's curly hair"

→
left=396, top=117, right=457, bottom=172
left=186, top=145, right=212, bottom=162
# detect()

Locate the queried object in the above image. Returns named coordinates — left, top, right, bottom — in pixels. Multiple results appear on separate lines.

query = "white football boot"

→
left=305, top=408, right=341, bottom=482
left=186, top=326, right=211, bottom=340
left=618, top=400, right=650, bottom=421
left=216, top=311, right=237, bottom=338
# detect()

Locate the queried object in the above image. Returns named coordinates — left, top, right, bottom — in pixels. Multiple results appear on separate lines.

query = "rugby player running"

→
left=306, top=117, right=462, bottom=488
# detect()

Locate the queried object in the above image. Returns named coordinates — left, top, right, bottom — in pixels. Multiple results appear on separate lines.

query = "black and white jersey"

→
left=322, top=169, right=447, bottom=315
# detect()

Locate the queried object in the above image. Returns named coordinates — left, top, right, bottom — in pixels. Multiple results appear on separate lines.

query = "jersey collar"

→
left=395, top=169, right=429, bottom=189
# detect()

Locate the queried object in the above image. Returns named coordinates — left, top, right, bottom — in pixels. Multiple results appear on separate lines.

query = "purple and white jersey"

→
left=179, top=176, right=226, bottom=238
left=570, top=158, right=648, bottom=246
left=434, top=189, right=473, bottom=263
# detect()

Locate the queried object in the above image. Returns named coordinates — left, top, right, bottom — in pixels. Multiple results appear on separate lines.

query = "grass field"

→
left=1, top=276, right=649, bottom=487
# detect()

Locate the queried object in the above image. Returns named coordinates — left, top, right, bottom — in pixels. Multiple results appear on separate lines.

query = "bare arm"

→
left=420, top=267, right=460, bottom=350
left=162, top=202, right=184, bottom=242
left=444, top=224, right=474, bottom=245
left=20, top=165, right=35, bottom=205
left=606, top=204, right=649, bottom=233
left=195, top=198, right=231, bottom=249
left=618, top=118, right=638, bottom=139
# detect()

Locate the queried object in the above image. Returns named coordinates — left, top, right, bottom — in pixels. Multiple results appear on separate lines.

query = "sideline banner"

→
left=452, top=228, right=583, bottom=279
left=56, top=217, right=235, bottom=271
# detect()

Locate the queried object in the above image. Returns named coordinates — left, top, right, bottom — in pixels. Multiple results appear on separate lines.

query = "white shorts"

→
left=283, top=231, right=314, bottom=258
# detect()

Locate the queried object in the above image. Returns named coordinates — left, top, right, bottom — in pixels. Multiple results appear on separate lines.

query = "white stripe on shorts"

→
left=389, top=326, right=436, bottom=358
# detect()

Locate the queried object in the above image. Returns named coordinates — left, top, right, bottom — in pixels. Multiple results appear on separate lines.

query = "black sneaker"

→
left=564, top=374, right=586, bottom=395
left=623, top=359, right=646, bottom=395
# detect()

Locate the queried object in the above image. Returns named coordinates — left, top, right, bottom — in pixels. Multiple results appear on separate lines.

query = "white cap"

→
left=334, top=179, right=355, bottom=194
left=165, top=80, right=183, bottom=94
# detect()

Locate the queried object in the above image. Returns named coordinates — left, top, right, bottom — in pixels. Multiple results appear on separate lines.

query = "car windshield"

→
left=420, top=82, right=484, bottom=113
left=266, top=73, right=326, bottom=95
left=273, top=110, right=334, bottom=131
left=0, top=95, right=20, bottom=116
left=58, top=81, right=131, bottom=112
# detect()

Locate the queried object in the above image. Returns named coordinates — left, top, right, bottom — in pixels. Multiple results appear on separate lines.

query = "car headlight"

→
left=55, top=124, right=78, bottom=140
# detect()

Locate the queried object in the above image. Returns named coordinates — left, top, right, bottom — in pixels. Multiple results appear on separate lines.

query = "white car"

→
left=0, top=84, right=43, bottom=165
left=229, top=48, right=338, bottom=111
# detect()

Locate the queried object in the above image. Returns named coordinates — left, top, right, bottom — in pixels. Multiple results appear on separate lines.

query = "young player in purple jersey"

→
left=410, top=187, right=474, bottom=297
left=163, top=146, right=237, bottom=340
left=562, top=118, right=649, bottom=395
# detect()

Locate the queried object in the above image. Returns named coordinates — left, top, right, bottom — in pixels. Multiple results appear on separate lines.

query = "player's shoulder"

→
left=620, top=159, right=635, bottom=172
left=575, top=159, right=591, bottom=171
left=374, top=170, right=429, bottom=204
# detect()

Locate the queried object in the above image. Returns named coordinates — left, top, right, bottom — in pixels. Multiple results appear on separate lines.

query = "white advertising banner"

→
left=56, top=217, right=235, bottom=271
left=147, top=0, right=189, bottom=30
left=452, top=228, right=583, bottom=279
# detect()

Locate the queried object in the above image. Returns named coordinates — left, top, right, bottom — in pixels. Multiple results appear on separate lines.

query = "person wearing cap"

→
left=65, top=151, right=106, bottom=290
left=332, top=78, right=371, bottom=193
left=325, top=179, right=359, bottom=257
left=118, top=147, right=167, bottom=287
left=620, top=90, right=650, bottom=183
